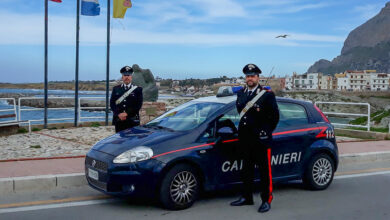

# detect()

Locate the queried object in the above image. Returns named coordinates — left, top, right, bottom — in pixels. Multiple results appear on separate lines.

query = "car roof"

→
left=191, top=95, right=313, bottom=106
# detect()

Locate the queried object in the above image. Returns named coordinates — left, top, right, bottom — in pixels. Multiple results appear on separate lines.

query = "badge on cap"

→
left=248, top=64, right=255, bottom=70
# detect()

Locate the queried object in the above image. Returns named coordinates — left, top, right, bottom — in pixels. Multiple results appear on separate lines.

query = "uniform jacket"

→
left=236, top=85, right=279, bottom=140
left=110, top=84, right=143, bottom=125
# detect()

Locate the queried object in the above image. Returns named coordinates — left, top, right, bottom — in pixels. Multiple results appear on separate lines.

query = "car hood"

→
left=91, top=126, right=179, bottom=156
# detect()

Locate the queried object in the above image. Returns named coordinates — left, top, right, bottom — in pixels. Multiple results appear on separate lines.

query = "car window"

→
left=277, top=102, right=309, bottom=128
left=147, top=101, right=225, bottom=131
left=219, top=108, right=240, bottom=128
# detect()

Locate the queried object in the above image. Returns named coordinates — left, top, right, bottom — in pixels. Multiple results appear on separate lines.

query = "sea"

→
left=0, top=88, right=177, bottom=125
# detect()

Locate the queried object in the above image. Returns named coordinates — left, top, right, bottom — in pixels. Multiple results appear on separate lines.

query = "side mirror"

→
left=217, top=126, right=235, bottom=139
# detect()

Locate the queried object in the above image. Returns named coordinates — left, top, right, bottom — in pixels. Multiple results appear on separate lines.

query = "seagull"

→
left=276, top=34, right=289, bottom=38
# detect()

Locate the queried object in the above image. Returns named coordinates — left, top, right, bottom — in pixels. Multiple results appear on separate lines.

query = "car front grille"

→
left=85, top=156, right=108, bottom=172
left=87, top=176, right=107, bottom=191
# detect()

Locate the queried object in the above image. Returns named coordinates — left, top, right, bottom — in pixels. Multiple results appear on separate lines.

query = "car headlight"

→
left=113, top=146, right=153, bottom=164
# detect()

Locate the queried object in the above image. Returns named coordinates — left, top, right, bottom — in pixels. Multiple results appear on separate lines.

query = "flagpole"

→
left=105, top=0, right=111, bottom=126
left=44, top=0, right=48, bottom=129
left=74, top=0, right=80, bottom=127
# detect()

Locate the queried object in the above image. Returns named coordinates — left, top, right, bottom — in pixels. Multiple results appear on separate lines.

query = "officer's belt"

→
left=115, top=86, right=138, bottom=105
left=239, top=89, right=266, bottom=120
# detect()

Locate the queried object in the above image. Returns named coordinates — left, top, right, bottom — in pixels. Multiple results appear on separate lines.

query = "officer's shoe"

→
left=258, top=202, right=271, bottom=213
left=230, top=197, right=254, bottom=206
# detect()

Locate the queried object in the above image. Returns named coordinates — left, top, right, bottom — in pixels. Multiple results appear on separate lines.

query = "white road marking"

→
left=0, top=199, right=118, bottom=214
left=335, top=170, right=390, bottom=179
left=1, top=171, right=390, bottom=214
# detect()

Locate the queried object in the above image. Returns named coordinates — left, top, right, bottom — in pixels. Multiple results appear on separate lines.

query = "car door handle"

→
left=309, top=131, right=317, bottom=135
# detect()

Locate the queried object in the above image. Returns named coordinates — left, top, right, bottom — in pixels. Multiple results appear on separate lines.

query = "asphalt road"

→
left=1, top=162, right=390, bottom=220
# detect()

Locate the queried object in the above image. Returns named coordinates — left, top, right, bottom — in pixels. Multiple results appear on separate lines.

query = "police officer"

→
left=230, top=64, right=279, bottom=213
left=110, top=66, right=143, bottom=133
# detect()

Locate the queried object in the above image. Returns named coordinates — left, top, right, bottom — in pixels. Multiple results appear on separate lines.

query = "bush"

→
left=32, top=128, right=41, bottom=132
left=90, top=122, right=101, bottom=127
left=349, top=110, right=390, bottom=125
left=48, top=127, right=57, bottom=130
left=17, top=128, right=28, bottom=133
left=30, top=145, right=41, bottom=148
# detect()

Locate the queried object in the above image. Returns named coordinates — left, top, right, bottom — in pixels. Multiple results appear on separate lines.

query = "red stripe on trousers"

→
left=267, top=148, right=273, bottom=204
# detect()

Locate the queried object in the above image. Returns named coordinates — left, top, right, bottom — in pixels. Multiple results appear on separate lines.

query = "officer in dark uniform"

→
left=230, top=64, right=280, bottom=213
left=110, top=66, right=143, bottom=133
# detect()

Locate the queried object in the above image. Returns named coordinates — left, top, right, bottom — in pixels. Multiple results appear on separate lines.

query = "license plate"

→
left=88, top=168, right=98, bottom=181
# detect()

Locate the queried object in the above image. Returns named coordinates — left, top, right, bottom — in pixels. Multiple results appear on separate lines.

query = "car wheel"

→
left=303, top=153, right=334, bottom=190
left=159, top=164, right=200, bottom=210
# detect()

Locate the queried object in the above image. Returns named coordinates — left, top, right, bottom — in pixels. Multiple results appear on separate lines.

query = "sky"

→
left=0, top=0, right=388, bottom=83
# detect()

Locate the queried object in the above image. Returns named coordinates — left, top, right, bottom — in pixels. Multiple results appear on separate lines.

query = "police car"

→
left=85, top=86, right=338, bottom=210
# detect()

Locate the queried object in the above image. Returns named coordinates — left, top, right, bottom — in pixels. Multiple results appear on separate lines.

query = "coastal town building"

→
left=370, top=72, right=390, bottom=91
left=346, top=70, right=371, bottom=91
left=284, top=70, right=390, bottom=91
left=319, top=74, right=334, bottom=90
left=285, top=72, right=319, bottom=90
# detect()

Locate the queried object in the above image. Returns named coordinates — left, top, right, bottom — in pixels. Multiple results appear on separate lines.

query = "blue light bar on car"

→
left=216, top=86, right=233, bottom=97
left=232, top=86, right=243, bottom=93
left=217, top=86, right=243, bottom=97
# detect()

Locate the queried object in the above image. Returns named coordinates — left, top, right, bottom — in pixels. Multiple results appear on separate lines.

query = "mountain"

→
left=307, top=2, right=390, bottom=74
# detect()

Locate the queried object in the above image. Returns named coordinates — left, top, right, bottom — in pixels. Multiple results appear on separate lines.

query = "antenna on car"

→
left=264, top=66, right=275, bottom=86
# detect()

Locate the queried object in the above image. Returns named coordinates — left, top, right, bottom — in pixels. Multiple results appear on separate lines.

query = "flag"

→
left=113, top=0, right=132, bottom=19
left=81, top=0, right=100, bottom=16
left=49, top=0, right=62, bottom=3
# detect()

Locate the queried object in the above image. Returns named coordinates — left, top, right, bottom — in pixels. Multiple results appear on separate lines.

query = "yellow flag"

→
left=113, top=0, right=132, bottom=19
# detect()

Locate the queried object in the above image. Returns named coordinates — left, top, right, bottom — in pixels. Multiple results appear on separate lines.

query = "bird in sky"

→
left=275, top=34, right=289, bottom=38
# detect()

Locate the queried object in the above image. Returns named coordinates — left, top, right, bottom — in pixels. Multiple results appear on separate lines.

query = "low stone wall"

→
left=140, top=102, right=166, bottom=124
left=335, top=128, right=390, bottom=140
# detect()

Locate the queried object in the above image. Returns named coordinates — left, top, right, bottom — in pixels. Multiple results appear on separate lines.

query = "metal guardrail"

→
left=315, top=101, right=370, bottom=131
left=0, top=98, right=17, bottom=123
left=0, top=98, right=31, bottom=132
left=78, top=97, right=112, bottom=123
left=18, top=97, right=75, bottom=123
left=17, top=96, right=112, bottom=125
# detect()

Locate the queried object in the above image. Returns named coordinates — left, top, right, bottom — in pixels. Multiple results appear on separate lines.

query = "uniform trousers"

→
left=239, top=129, right=273, bottom=204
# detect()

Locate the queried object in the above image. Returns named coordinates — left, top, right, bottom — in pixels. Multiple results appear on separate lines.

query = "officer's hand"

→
left=119, top=112, right=127, bottom=121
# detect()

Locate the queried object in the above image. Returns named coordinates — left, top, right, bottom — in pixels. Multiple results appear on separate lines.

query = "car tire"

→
left=303, top=153, right=334, bottom=190
left=159, top=164, right=200, bottom=210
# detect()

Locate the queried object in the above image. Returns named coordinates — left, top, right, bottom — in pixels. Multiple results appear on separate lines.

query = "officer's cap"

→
left=243, top=64, right=262, bottom=76
left=120, top=66, right=133, bottom=75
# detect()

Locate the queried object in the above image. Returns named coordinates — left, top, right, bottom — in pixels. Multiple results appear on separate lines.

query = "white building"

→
left=293, top=73, right=319, bottom=90
left=285, top=72, right=319, bottom=90
left=337, top=77, right=349, bottom=90
left=371, top=73, right=390, bottom=91
left=285, top=73, right=296, bottom=90
left=346, top=70, right=371, bottom=91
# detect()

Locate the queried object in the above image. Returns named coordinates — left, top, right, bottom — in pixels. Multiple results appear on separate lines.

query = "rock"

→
left=131, top=64, right=158, bottom=102
left=308, top=2, right=390, bottom=74
left=342, top=2, right=390, bottom=55
left=307, top=59, right=332, bottom=73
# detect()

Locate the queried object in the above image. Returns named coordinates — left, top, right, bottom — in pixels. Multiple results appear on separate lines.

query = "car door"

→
left=271, top=101, right=317, bottom=178
left=199, top=106, right=243, bottom=186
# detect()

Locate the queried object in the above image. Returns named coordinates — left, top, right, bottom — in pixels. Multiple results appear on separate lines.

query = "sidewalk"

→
left=1, top=140, right=390, bottom=194
left=1, top=140, right=390, bottom=179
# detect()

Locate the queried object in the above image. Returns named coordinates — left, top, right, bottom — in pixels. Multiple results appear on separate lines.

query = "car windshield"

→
left=146, top=101, right=225, bottom=131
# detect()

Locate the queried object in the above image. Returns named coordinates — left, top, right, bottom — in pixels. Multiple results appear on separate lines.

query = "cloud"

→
left=353, top=3, right=383, bottom=21
left=0, top=10, right=344, bottom=47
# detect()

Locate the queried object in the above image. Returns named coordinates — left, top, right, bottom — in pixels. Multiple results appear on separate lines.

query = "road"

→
left=1, top=161, right=390, bottom=220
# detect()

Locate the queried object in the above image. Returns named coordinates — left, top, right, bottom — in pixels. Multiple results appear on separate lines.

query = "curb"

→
left=339, top=151, right=390, bottom=163
left=1, top=152, right=390, bottom=195
left=0, top=173, right=86, bottom=195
